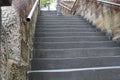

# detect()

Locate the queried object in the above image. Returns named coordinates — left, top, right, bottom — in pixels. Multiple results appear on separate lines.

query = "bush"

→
left=41, top=0, right=53, bottom=5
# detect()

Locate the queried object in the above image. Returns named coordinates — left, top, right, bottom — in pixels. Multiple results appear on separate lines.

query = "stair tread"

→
left=31, top=56, right=120, bottom=70
left=34, top=41, right=119, bottom=49
left=29, top=68, right=120, bottom=80
left=36, top=22, right=90, bottom=26
left=36, top=24, right=94, bottom=27
left=33, top=47, right=120, bottom=58
left=35, top=28, right=100, bottom=32
left=34, top=36, right=109, bottom=42
left=35, top=32, right=105, bottom=37
left=35, top=28, right=99, bottom=32
left=35, top=27, right=97, bottom=29
left=34, top=47, right=120, bottom=51
left=37, top=21, right=89, bottom=24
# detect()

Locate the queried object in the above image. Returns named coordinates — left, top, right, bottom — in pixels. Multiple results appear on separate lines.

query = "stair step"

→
left=35, top=32, right=105, bottom=37
left=36, top=27, right=96, bottom=30
left=33, top=47, right=120, bottom=58
left=37, top=20, right=87, bottom=22
left=36, top=25, right=95, bottom=28
left=37, top=20, right=87, bottom=23
left=31, top=56, right=120, bottom=70
left=34, top=36, right=109, bottom=42
left=28, top=67, right=120, bottom=80
left=40, top=10, right=57, bottom=14
left=38, top=18, right=84, bottom=20
left=40, top=11, right=57, bottom=15
left=36, top=21, right=90, bottom=25
left=38, top=15, right=82, bottom=18
left=34, top=41, right=119, bottom=49
left=40, top=14, right=57, bottom=15
left=36, top=29, right=99, bottom=32
left=35, top=28, right=99, bottom=32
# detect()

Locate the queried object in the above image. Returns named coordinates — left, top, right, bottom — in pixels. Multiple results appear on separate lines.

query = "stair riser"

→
left=38, top=18, right=84, bottom=21
left=38, top=19, right=85, bottom=21
left=31, top=57, right=120, bottom=70
left=29, top=68, right=120, bottom=80
left=37, top=19, right=88, bottom=23
left=36, top=22, right=90, bottom=25
left=35, top=32, right=105, bottom=37
left=40, top=11, right=57, bottom=12
left=36, top=25, right=94, bottom=28
left=38, top=16, right=83, bottom=18
left=40, top=13, right=57, bottom=14
left=40, top=13, right=57, bottom=15
left=37, top=20, right=87, bottom=22
left=34, top=37, right=109, bottom=42
left=40, top=14, right=57, bottom=15
left=36, top=30, right=98, bottom=33
left=34, top=42, right=119, bottom=49
left=35, top=27, right=96, bottom=29
left=36, top=27, right=97, bottom=30
left=35, top=29, right=99, bottom=32
left=33, top=48, right=120, bottom=58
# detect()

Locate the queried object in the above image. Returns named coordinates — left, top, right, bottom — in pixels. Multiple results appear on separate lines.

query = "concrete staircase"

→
left=28, top=11, right=120, bottom=80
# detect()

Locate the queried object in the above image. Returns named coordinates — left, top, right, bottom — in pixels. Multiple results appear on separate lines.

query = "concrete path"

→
left=41, top=1, right=57, bottom=11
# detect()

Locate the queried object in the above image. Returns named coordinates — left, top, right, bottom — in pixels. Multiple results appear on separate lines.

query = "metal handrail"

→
left=97, top=0, right=120, bottom=7
left=60, top=3, right=72, bottom=11
left=26, top=0, right=39, bottom=22
left=71, top=0, right=77, bottom=9
left=60, top=0, right=76, bottom=11
left=71, top=0, right=78, bottom=13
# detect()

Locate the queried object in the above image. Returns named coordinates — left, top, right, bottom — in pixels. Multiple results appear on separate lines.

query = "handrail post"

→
left=57, top=0, right=60, bottom=6
left=57, top=0, right=62, bottom=15
left=38, top=0, right=40, bottom=14
left=0, top=8, right=1, bottom=50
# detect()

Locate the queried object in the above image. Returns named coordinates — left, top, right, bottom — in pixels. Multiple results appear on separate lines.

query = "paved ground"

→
left=41, top=1, right=57, bottom=11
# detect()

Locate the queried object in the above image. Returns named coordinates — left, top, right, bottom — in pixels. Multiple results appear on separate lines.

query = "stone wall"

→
left=0, top=1, right=12, bottom=80
left=1, top=0, right=39, bottom=80
left=76, top=0, right=120, bottom=41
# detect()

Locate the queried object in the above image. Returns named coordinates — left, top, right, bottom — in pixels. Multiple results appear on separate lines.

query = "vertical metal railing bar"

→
left=0, top=8, right=1, bottom=52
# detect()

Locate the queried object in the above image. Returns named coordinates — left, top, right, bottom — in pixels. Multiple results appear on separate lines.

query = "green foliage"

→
left=40, top=0, right=53, bottom=5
